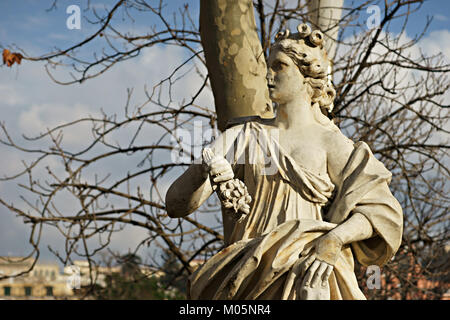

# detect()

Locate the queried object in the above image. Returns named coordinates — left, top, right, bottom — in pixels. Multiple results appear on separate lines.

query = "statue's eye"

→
left=273, top=60, right=287, bottom=71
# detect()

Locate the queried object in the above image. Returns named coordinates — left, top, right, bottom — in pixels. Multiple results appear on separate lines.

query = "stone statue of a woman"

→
left=165, top=24, right=403, bottom=300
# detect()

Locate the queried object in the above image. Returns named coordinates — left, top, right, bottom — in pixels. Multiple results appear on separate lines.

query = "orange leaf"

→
left=2, top=49, right=23, bottom=67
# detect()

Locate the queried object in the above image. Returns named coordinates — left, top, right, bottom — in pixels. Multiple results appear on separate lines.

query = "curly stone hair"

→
left=270, top=23, right=336, bottom=117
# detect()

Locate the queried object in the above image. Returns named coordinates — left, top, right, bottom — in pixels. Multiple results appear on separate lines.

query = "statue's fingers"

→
left=223, top=171, right=234, bottom=180
left=214, top=172, right=234, bottom=183
left=299, top=253, right=316, bottom=277
left=210, top=163, right=230, bottom=176
left=303, top=260, right=320, bottom=287
left=322, top=265, right=334, bottom=287
left=300, top=246, right=310, bottom=257
left=300, top=244, right=315, bottom=258
left=311, top=262, right=328, bottom=288
left=209, top=157, right=225, bottom=165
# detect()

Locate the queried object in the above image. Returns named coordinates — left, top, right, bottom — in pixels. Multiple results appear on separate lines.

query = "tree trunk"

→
left=200, top=0, right=274, bottom=132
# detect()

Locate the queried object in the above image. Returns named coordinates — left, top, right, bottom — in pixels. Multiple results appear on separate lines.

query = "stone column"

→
left=307, top=0, right=343, bottom=82
left=200, top=0, right=274, bottom=132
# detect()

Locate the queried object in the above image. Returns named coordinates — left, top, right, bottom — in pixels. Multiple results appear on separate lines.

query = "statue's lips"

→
left=268, top=84, right=275, bottom=90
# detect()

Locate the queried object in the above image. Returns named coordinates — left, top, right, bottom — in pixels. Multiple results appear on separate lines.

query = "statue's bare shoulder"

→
left=321, top=126, right=355, bottom=184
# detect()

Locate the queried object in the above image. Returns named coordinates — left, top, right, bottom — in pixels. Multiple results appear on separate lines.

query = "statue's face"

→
left=266, top=49, right=306, bottom=104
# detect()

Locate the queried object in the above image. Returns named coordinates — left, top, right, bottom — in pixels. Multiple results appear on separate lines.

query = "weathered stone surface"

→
left=200, top=0, right=274, bottom=131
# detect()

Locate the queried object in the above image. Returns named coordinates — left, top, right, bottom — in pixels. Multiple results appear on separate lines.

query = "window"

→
left=24, top=286, right=32, bottom=296
left=4, top=286, right=11, bottom=296
left=45, top=286, right=53, bottom=296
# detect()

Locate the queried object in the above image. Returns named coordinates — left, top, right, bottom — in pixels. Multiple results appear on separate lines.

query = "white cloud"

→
left=0, top=150, right=25, bottom=177
left=419, top=29, right=450, bottom=59
left=434, top=14, right=448, bottom=22
left=0, top=84, right=25, bottom=107
left=18, top=102, right=100, bottom=147
left=336, top=28, right=450, bottom=97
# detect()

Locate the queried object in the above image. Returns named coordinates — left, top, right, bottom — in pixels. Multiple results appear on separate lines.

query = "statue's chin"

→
left=269, top=88, right=289, bottom=104
left=269, top=91, right=279, bottom=102
left=269, top=96, right=283, bottom=105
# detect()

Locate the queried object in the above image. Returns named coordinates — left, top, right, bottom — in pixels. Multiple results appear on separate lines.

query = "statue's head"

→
left=267, top=23, right=336, bottom=115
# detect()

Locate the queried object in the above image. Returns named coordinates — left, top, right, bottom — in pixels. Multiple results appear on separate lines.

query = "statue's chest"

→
left=277, top=134, right=327, bottom=175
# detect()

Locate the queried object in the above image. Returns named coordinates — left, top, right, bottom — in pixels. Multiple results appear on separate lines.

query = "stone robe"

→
left=188, top=118, right=403, bottom=300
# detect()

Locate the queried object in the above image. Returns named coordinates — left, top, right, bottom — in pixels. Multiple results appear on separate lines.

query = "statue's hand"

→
left=206, top=157, right=234, bottom=183
left=314, top=231, right=344, bottom=266
left=301, top=258, right=333, bottom=290
left=301, top=231, right=344, bottom=289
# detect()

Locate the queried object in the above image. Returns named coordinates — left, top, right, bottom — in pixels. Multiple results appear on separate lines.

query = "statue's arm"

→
left=302, top=210, right=373, bottom=288
left=165, top=164, right=213, bottom=218
left=302, top=131, right=376, bottom=289
left=326, top=212, right=373, bottom=244
left=165, top=125, right=244, bottom=218
left=325, top=131, right=374, bottom=244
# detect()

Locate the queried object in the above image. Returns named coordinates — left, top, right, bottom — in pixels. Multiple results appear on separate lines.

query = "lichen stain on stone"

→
left=228, top=43, right=239, bottom=56
left=239, top=13, right=251, bottom=36
left=218, top=39, right=228, bottom=64
left=216, top=1, right=227, bottom=31
left=234, top=48, right=257, bottom=88
left=233, top=48, right=270, bottom=113
left=231, top=28, right=241, bottom=36
left=238, top=0, right=249, bottom=13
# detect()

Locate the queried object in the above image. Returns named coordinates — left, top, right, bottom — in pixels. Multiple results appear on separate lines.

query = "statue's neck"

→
left=274, top=97, right=315, bottom=130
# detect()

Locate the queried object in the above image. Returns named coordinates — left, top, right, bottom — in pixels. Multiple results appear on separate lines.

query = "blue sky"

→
left=0, top=0, right=448, bottom=266
left=346, top=0, right=450, bottom=34
left=1, top=1, right=449, bottom=56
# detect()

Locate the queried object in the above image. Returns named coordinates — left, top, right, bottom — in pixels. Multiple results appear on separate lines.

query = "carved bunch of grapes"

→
left=218, top=179, right=252, bottom=220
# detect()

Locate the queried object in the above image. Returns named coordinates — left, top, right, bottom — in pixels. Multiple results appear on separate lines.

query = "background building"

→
left=0, top=257, right=72, bottom=299
left=0, top=257, right=121, bottom=299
